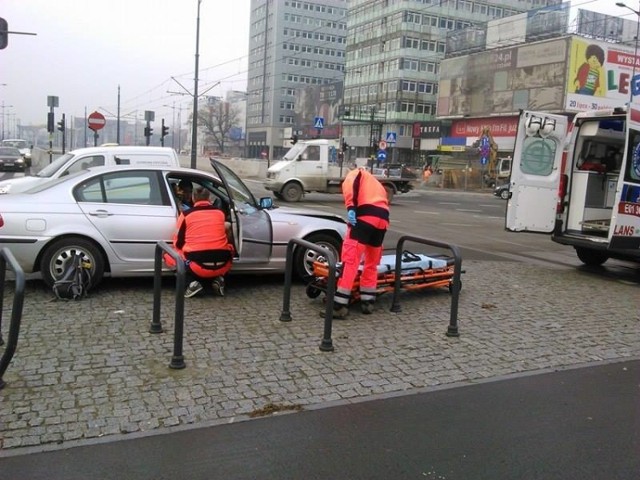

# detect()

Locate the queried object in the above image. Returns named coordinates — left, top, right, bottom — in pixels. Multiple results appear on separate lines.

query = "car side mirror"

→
left=259, top=197, right=273, bottom=209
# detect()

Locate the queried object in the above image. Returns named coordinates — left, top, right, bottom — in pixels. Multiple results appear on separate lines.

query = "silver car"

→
left=0, top=159, right=346, bottom=288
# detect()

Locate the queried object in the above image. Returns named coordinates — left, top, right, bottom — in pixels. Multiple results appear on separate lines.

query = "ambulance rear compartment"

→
left=564, top=117, right=625, bottom=238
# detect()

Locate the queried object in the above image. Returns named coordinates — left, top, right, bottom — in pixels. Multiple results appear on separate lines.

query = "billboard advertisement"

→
left=294, top=81, right=343, bottom=134
left=565, top=36, right=638, bottom=111
left=437, top=37, right=568, bottom=118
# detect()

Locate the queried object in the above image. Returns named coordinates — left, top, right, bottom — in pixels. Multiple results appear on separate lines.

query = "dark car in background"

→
left=494, top=183, right=510, bottom=200
left=0, top=146, right=27, bottom=172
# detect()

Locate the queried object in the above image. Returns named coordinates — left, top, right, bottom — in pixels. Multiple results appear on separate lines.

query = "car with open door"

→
left=0, top=159, right=346, bottom=288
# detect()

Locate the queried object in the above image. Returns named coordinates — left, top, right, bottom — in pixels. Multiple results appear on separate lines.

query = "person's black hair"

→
left=585, top=44, right=605, bottom=66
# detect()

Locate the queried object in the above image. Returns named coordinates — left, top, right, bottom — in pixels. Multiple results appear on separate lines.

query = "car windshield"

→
left=283, top=143, right=306, bottom=161
left=2, top=140, right=28, bottom=149
left=25, top=170, right=85, bottom=194
left=0, top=147, right=20, bottom=155
left=36, top=153, right=75, bottom=177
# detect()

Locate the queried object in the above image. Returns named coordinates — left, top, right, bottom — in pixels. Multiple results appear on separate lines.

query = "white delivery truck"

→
left=263, top=139, right=416, bottom=203
left=0, top=145, right=181, bottom=194
left=505, top=108, right=640, bottom=266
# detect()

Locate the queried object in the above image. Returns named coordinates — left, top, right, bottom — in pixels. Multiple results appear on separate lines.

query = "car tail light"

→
left=0, top=214, right=3, bottom=227
left=557, top=174, right=568, bottom=214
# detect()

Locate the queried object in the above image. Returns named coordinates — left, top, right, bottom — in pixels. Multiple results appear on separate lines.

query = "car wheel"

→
left=500, top=189, right=509, bottom=200
left=384, top=185, right=395, bottom=204
left=575, top=247, right=608, bottom=266
left=281, top=182, right=303, bottom=202
left=294, top=233, right=342, bottom=280
left=41, top=237, right=105, bottom=289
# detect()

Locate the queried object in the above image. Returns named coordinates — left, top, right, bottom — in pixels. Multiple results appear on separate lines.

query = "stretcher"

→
left=306, top=250, right=457, bottom=302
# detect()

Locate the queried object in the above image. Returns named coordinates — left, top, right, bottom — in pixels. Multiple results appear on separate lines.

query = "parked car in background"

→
left=0, top=159, right=346, bottom=288
left=1, top=139, right=32, bottom=168
left=0, top=146, right=180, bottom=195
left=0, top=146, right=27, bottom=172
left=494, top=182, right=510, bottom=200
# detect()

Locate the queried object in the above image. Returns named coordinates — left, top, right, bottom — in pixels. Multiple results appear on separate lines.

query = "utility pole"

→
left=191, top=0, right=202, bottom=168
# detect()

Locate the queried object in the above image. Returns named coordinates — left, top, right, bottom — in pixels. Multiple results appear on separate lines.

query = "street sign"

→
left=314, top=117, right=324, bottom=129
left=378, top=140, right=387, bottom=151
left=480, top=156, right=488, bottom=166
left=386, top=132, right=397, bottom=144
left=88, top=111, right=106, bottom=132
left=376, top=150, right=387, bottom=162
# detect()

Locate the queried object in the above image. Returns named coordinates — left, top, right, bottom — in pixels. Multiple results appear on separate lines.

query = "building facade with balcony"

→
left=342, top=0, right=562, bottom=165
left=246, top=0, right=348, bottom=160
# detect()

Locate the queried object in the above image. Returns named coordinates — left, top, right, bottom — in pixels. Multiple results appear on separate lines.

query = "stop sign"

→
left=88, top=111, right=106, bottom=131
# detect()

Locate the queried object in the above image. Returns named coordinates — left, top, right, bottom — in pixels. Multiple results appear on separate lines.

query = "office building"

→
left=342, top=0, right=562, bottom=164
left=246, top=0, right=348, bottom=160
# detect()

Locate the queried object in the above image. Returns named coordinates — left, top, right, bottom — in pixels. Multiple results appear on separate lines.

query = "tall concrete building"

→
left=342, top=0, right=562, bottom=164
left=246, top=0, right=348, bottom=160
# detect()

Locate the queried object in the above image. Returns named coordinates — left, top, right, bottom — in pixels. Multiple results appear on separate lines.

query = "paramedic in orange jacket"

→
left=332, top=167, right=390, bottom=318
left=165, top=186, right=235, bottom=298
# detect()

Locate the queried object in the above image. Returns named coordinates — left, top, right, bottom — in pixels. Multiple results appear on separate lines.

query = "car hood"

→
left=270, top=205, right=346, bottom=224
left=0, top=176, right=47, bottom=194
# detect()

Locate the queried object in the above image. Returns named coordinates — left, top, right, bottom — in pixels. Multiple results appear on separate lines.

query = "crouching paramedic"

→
left=165, top=186, right=235, bottom=298
left=331, top=167, right=390, bottom=319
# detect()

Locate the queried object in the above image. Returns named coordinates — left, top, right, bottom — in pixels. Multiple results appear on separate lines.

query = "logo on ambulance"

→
left=633, top=142, right=640, bottom=178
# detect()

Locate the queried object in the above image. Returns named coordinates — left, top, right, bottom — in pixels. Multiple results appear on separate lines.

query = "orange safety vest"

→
left=342, top=168, right=389, bottom=247
left=174, top=200, right=230, bottom=253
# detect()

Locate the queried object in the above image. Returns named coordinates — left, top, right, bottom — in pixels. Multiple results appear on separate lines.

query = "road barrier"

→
left=150, top=241, right=187, bottom=369
left=0, top=248, right=26, bottom=389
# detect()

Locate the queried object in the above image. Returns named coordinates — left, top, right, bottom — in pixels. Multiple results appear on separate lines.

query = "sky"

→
left=0, top=0, right=630, bottom=131
left=1, top=0, right=251, bottom=129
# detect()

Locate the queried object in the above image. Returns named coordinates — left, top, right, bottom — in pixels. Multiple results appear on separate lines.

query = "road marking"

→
left=479, top=204, right=502, bottom=208
left=413, top=210, right=441, bottom=215
left=439, top=202, right=460, bottom=205
left=457, top=209, right=482, bottom=213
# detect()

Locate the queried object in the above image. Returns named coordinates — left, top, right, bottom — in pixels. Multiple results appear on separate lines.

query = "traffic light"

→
left=144, top=126, right=153, bottom=137
left=0, top=18, right=8, bottom=50
left=341, top=138, right=348, bottom=152
left=290, top=134, right=298, bottom=145
left=57, top=118, right=65, bottom=132
left=161, top=119, right=169, bottom=138
left=47, top=112, right=55, bottom=133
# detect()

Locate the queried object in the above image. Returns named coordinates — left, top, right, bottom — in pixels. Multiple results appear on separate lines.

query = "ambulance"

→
left=505, top=108, right=640, bottom=266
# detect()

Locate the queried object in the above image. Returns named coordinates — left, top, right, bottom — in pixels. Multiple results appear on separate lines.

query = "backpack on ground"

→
left=52, top=253, right=92, bottom=300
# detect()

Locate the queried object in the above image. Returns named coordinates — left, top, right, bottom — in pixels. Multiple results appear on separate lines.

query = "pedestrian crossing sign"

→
left=386, top=132, right=397, bottom=144
left=314, top=117, right=325, bottom=129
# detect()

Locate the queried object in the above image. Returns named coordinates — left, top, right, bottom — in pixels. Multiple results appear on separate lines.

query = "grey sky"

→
left=1, top=0, right=250, bottom=128
left=0, top=0, right=629, bottom=130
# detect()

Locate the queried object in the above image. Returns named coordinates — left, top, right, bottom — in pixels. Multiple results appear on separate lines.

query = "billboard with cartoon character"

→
left=566, top=37, right=638, bottom=111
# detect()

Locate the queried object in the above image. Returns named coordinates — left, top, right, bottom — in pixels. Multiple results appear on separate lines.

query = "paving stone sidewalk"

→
left=0, top=260, right=638, bottom=453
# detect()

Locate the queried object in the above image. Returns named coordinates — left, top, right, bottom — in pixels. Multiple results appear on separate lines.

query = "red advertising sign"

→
left=450, top=116, right=519, bottom=138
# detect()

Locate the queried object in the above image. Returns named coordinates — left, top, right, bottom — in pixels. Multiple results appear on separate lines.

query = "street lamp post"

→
left=617, top=2, right=640, bottom=104
left=191, top=0, right=202, bottom=169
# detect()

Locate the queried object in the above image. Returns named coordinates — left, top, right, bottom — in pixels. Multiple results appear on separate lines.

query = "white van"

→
left=0, top=146, right=180, bottom=194
left=505, top=108, right=640, bottom=266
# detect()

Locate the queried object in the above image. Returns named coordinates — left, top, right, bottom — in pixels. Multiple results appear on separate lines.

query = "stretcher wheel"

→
left=306, top=283, right=322, bottom=298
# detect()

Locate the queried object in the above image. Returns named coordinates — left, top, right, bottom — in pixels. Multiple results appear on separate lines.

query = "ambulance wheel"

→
left=306, top=284, right=322, bottom=298
left=575, top=247, right=608, bottom=266
left=281, top=182, right=303, bottom=202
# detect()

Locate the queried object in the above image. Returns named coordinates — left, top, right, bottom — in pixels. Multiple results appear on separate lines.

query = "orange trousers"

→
left=335, top=229, right=384, bottom=305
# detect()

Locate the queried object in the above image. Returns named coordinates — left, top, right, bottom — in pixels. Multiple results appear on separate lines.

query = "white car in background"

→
left=0, top=159, right=346, bottom=288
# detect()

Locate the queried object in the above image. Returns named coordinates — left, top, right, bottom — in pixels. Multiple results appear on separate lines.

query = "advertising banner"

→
left=565, top=37, right=638, bottom=111
left=437, top=38, right=568, bottom=118
left=294, top=81, right=343, bottom=132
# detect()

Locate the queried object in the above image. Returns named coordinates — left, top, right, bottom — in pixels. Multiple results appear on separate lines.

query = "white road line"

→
left=438, top=202, right=460, bottom=205
left=457, top=209, right=482, bottom=213
left=413, top=210, right=441, bottom=215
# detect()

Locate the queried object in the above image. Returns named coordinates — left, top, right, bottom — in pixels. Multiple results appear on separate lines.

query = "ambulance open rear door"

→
left=505, top=111, right=568, bottom=233
left=608, top=107, right=640, bottom=252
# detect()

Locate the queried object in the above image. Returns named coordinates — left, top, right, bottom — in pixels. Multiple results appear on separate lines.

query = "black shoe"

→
left=212, top=276, right=225, bottom=297
left=184, top=281, right=203, bottom=298
left=361, top=301, right=375, bottom=314
left=319, top=304, right=349, bottom=319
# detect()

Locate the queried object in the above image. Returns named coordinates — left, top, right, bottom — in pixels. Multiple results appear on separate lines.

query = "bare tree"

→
left=198, top=101, right=240, bottom=154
